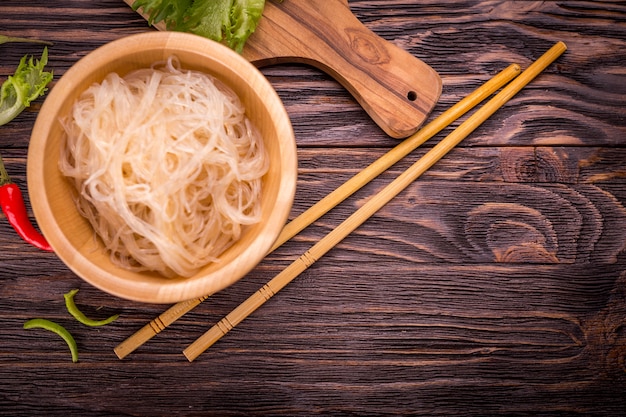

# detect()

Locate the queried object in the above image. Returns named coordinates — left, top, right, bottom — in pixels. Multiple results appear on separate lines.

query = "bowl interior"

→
left=27, top=32, right=297, bottom=303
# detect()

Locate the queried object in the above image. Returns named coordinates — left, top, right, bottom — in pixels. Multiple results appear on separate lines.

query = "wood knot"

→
left=465, top=202, right=559, bottom=263
left=500, top=147, right=579, bottom=183
left=345, top=27, right=390, bottom=65
left=536, top=147, right=579, bottom=183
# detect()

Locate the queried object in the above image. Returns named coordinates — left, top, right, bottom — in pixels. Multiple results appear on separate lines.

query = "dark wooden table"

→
left=1, top=1, right=625, bottom=415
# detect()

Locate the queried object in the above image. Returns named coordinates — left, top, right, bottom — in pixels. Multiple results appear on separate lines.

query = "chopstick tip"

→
left=182, top=349, right=195, bottom=362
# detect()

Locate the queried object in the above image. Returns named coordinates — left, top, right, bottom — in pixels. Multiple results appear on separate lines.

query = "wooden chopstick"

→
left=114, top=63, right=522, bottom=360
left=182, top=41, right=567, bottom=362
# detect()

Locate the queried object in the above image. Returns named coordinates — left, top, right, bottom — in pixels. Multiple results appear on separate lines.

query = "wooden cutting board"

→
left=124, top=0, right=442, bottom=138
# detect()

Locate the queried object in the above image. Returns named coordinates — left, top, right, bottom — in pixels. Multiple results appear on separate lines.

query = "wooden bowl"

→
left=27, top=32, right=297, bottom=303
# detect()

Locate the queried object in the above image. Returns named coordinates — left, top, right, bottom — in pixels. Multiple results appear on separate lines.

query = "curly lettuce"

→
left=0, top=47, right=53, bottom=126
left=132, top=0, right=193, bottom=29
left=132, top=0, right=265, bottom=53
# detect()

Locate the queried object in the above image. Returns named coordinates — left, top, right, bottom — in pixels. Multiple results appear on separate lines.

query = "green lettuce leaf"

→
left=181, top=0, right=231, bottom=47
left=228, top=0, right=266, bottom=53
left=132, top=0, right=265, bottom=53
left=183, top=0, right=265, bottom=53
left=132, top=0, right=193, bottom=29
left=0, top=47, right=53, bottom=126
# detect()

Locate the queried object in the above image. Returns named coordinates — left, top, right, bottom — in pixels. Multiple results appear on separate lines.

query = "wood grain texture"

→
left=1, top=0, right=625, bottom=415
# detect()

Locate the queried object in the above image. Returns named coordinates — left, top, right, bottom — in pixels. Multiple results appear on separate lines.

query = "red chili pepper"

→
left=0, top=153, right=52, bottom=251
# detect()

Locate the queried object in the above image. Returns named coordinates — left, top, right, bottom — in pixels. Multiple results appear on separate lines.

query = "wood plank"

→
left=2, top=264, right=625, bottom=414
left=2, top=147, right=625, bottom=269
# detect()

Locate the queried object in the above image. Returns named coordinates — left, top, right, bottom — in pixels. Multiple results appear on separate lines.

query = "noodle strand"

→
left=59, top=57, right=269, bottom=277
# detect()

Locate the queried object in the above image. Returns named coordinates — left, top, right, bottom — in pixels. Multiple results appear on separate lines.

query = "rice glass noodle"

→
left=59, top=56, right=269, bottom=278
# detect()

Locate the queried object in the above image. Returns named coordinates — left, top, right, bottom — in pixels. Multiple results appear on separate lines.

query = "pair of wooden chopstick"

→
left=115, top=41, right=566, bottom=362
left=113, top=63, right=518, bottom=360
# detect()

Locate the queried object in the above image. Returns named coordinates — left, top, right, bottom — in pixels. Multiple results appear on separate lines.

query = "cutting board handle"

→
left=243, top=0, right=442, bottom=138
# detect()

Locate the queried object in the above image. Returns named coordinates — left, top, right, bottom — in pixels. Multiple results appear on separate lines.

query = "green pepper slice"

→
left=64, top=289, right=119, bottom=327
left=23, top=318, right=79, bottom=363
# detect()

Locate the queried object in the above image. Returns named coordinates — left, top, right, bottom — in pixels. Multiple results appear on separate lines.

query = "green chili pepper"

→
left=0, top=34, right=53, bottom=46
left=23, top=318, right=79, bottom=363
left=64, top=289, right=119, bottom=327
